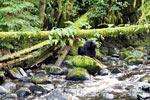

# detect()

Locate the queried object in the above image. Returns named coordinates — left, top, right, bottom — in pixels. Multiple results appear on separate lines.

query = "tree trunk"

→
left=39, top=0, right=47, bottom=28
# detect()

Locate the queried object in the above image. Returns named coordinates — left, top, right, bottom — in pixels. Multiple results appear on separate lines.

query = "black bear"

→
left=78, top=40, right=98, bottom=58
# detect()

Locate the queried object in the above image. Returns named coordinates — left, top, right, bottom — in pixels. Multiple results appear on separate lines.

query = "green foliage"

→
left=0, top=0, right=41, bottom=31
left=88, top=0, right=128, bottom=27
left=138, top=0, right=150, bottom=24
left=48, top=28, right=76, bottom=47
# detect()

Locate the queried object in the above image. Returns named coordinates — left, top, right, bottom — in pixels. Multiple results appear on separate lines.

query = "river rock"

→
left=98, top=69, right=109, bottom=76
left=66, top=68, right=90, bottom=81
left=46, top=65, right=64, bottom=75
left=111, top=68, right=121, bottom=74
left=2, top=80, right=16, bottom=92
left=46, top=89, right=68, bottom=100
left=31, top=70, right=50, bottom=84
left=102, top=93, right=114, bottom=100
left=16, top=87, right=31, bottom=98
left=2, top=93, right=17, bottom=100
left=29, top=84, right=54, bottom=94
left=7, top=67, right=27, bottom=79
left=0, top=71, right=5, bottom=85
left=142, top=85, right=150, bottom=92
left=0, top=86, right=9, bottom=94
left=137, top=93, right=150, bottom=100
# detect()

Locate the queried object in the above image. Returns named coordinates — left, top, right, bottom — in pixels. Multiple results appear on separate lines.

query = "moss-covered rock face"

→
left=66, top=68, right=90, bottom=81
left=120, top=47, right=145, bottom=64
left=45, top=65, right=64, bottom=75
left=69, top=56, right=102, bottom=75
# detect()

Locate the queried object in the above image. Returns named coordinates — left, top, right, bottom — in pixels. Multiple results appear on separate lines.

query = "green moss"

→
left=71, top=56, right=102, bottom=74
left=136, top=59, right=144, bottom=64
left=128, top=58, right=136, bottom=64
left=127, top=46, right=134, bottom=51
left=9, top=68, right=19, bottom=75
left=72, top=56, right=95, bottom=68
left=135, top=47, right=144, bottom=51
left=96, top=49, right=102, bottom=58
left=68, top=68, right=88, bottom=78
left=31, top=77, right=48, bottom=84
left=124, top=56, right=134, bottom=61
left=120, top=50, right=133, bottom=59
left=0, top=73, right=4, bottom=77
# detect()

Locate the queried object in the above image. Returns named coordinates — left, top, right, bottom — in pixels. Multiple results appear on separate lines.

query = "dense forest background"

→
left=0, top=0, right=148, bottom=32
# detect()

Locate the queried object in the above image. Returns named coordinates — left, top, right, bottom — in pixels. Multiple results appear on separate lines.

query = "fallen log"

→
left=0, top=52, right=41, bottom=68
left=55, top=45, right=71, bottom=66
left=0, top=40, right=50, bottom=62
left=0, top=24, right=150, bottom=41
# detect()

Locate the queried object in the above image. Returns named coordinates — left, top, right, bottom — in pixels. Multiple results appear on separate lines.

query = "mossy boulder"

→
left=69, top=55, right=102, bottom=75
left=45, top=65, right=64, bottom=75
left=66, top=68, right=90, bottom=81
left=120, top=50, right=133, bottom=59
left=31, top=71, right=49, bottom=84
left=120, top=48, right=144, bottom=64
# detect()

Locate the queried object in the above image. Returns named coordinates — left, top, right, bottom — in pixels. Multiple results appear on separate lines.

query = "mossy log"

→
left=0, top=52, right=41, bottom=68
left=55, top=45, right=71, bottom=66
left=0, top=24, right=150, bottom=41
left=0, top=40, right=50, bottom=62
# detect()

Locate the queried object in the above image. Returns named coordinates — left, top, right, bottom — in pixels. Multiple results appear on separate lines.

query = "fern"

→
left=0, top=0, right=41, bottom=31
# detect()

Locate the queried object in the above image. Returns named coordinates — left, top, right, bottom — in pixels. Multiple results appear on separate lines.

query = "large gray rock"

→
left=2, top=80, right=16, bottom=92
left=0, top=86, right=9, bottom=94
left=29, top=84, right=54, bottom=94
left=31, top=70, right=50, bottom=84
left=46, top=89, right=68, bottom=100
left=16, top=87, right=31, bottom=98
left=2, top=93, right=17, bottom=100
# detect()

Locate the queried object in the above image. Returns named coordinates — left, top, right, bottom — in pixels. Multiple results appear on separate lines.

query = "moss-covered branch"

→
left=0, top=40, right=50, bottom=62
left=0, top=24, right=150, bottom=41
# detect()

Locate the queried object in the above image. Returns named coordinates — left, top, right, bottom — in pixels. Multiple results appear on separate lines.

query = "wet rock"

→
left=112, top=54, right=120, bottom=58
left=137, top=93, right=150, bottom=100
left=29, top=84, right=54, bottom=94
left=128, top=58, right=144, bottom=64
left=68, top=56, right=102, bottom=75
left=102, top=93, right=114, bottom=100
left=0, top=71, right=5, bottom=85
left=46, top=65, right=64, bottom=75
left=31, top=70, right=50, bottom=84
left=142, top=85, right=150, bottom=92
left=2, top=93, right=17, bottom=100
left=98, top=69, right=109, bottom=76
left=7, top=67, right=27, bottom=79
left=19, top=77, right=31, bottom=83
left=0, top=86, right=9, bottom=94
left=24, top=83, right=34, bottom=88
left=16, top=87, right=31, bottom=98
left=3, top=80, right=16, bottom=92
left=111, top=68, right=121, bottom=74
left=46, top=89, right=68, bottom=100
left=66, top=68, right=90, bottom=81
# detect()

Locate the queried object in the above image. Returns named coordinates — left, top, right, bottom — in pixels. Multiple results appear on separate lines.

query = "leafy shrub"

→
left=0, top=0, right=41, bottom=31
